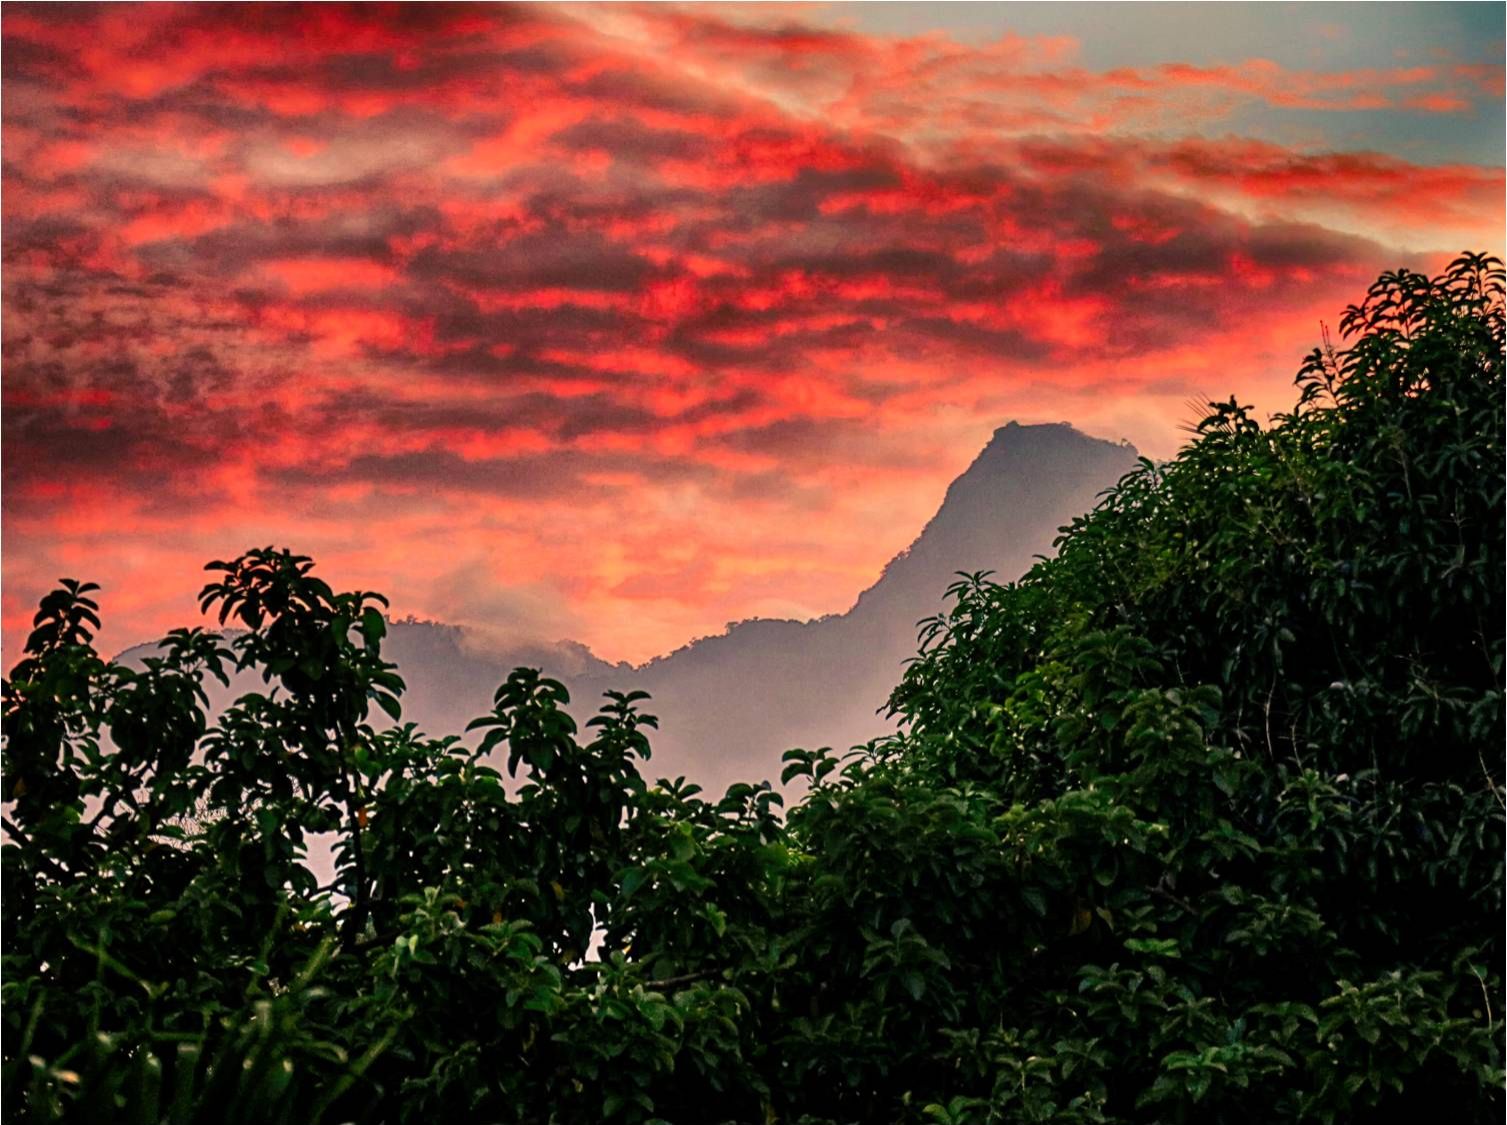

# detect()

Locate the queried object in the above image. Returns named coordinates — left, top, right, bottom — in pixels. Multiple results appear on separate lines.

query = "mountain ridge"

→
left=118, top=420, right=1141, bottom=791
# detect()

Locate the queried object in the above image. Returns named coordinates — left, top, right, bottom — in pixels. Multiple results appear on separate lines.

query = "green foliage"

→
left=4, top=255, right=1503, bottom=1122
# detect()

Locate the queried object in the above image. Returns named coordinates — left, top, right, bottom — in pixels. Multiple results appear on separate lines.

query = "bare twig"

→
left=648, top=968, right=721, bottom=990
left=1149, top=882, right=1197, bottom=916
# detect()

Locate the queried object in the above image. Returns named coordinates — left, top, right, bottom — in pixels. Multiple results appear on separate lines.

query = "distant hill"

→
left=121, top=422, right=1139, bottom=794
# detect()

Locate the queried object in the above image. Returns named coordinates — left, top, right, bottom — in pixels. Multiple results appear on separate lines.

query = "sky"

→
left=3, top=1, right=1503, bottom=670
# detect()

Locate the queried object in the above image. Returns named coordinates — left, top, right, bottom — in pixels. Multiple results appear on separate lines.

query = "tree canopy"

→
left=3, top=254, right=1503, bottom=1123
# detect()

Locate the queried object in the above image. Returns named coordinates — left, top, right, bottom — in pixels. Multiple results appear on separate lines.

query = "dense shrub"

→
left=3, top=255, right=1502, bottom=1122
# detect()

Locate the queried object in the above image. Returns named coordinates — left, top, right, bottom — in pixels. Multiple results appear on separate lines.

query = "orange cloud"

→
left=2, top=2, right=1500, bottom=669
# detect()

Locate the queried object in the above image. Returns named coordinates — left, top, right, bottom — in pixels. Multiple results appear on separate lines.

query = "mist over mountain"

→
left=121, top=422, right=1139, bottom=793
left=604, top=421, right=1139, bottom=791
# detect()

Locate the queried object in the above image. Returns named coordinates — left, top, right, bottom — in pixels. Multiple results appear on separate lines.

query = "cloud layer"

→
left=4, top=2, right=1502, bottom=666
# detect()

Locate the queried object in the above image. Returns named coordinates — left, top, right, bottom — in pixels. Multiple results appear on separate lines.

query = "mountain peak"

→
left=847, top=421, right=1138, bottom=620
left=983, top=419, right=1123, bottom=455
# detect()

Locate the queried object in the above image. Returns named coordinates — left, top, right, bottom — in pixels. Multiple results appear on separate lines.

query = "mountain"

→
left=121, top=422, right=1139, bottom=794
left=598, top=421, right=1140, bottom=791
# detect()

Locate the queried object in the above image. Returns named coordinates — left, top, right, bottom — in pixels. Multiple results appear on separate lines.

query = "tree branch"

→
left=648, top=968, right=722, bottom=990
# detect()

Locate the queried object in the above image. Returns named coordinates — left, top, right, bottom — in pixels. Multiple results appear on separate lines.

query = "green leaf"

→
left=705, top=905, right=727, bottom=937
left=1125, top=938, right=1182, bottom=958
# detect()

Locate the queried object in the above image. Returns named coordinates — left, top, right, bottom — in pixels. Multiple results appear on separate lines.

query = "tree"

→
left=3, top=254, right=1503, bottom=1123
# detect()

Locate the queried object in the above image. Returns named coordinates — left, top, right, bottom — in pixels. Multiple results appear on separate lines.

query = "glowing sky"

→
left=3, top=2, right=1503, bottom=669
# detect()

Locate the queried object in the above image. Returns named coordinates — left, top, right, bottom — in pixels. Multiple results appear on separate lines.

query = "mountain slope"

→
left=605, top=421, right=1139, bottom=790
left=119, top=422, right=1139, bottom=793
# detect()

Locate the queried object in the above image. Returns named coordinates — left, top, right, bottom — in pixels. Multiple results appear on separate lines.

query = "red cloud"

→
left=2, top=2, right=1501, bottom=667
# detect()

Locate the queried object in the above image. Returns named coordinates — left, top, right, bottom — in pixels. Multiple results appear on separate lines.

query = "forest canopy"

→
left=3, top=254, right=1503, bottom=1123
